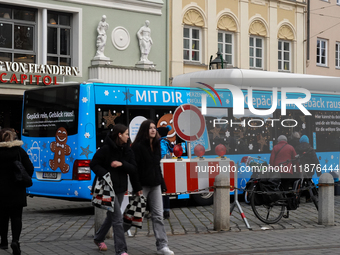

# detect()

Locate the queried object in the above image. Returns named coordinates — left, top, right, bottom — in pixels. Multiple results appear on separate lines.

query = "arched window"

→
left=183, top=9, right=204, bottom=62
left=217, top=15, right=237, bottom=66
left=249, top=20, right=267, bottom=69
left=278, top=25, right=294, bottom=72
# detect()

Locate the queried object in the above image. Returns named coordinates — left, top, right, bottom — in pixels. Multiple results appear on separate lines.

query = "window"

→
left=336, top=42, right=340, bottom=68
left=22, top=85, right=79, bottom=137
left=218, top=31, right=233, bottom=66
left=278, top=40, right=291, bottom=71
left=47, top=11, right=72, bottom=66
left=183, top=26, right=200, bottom=62
left=338, top=0, right=340, bottom=5
left=249, top=36, right=263, bottom=69
left=0, top=5, right=36, bottom=63
left=316, top=38, right=327, bottom=66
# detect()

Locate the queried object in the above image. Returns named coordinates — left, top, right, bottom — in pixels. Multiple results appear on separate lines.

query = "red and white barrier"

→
left=161, top=158, right=235, bottom=194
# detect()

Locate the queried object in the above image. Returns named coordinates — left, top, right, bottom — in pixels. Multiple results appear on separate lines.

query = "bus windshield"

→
left=22, top=85, right=79, bottom=137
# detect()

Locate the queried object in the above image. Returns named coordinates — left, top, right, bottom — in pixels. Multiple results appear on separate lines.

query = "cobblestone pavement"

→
left=1, top=196, right=340, bottom=255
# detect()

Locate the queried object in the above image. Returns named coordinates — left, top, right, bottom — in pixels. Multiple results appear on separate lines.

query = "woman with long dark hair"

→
left=90, top=124, right=142, bottom=255
left=0, top=128, right=34, bottom=255
left=132, top=120, right=174, bottom=255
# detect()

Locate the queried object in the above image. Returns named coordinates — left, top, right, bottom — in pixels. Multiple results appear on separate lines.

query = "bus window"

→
left=22, top=85, right=79, bottom=137
left=312, top=110, right=340, bottom=152
left=275, top=109, right=312, bottom=146
left=228, top=109, right=274, bottom=154
left=95, top=105, right=127, bottom=148
left=127, top=107, right=151, bottom=123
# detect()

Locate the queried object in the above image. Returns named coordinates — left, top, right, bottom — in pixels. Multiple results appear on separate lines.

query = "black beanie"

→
left=157, top=126, right=170, bottom=138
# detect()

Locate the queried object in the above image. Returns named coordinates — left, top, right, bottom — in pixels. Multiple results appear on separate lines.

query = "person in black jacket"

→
left=295, top=135, right=320, bottom=178
left=132, top=120, right=174, bottom=255
left=0, top=128, right=34, bottom=255
left=90, top=124, right=142, bottom=255
left=295, top=135, right=320, bottom=202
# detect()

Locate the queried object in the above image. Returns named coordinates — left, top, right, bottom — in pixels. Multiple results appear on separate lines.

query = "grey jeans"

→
left=94, top=192, right=127, bottom=255
left=143, top=185, right=169, bottom=250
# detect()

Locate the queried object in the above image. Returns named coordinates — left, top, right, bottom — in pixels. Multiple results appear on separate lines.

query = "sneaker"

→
left=11, top=241, right=21, bottom=255
left=94, top=240, right=107, bottom=251
left=157, top=246, right=174, bottom=255
left=163, top=211, right=170, bottom=219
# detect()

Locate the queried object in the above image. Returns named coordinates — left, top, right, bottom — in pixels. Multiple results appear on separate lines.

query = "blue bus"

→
left=21, top=69, right=340, bottom=204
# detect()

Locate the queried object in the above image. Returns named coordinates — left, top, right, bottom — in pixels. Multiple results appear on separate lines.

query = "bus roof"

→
left=172, top=69, right=340, bottom=94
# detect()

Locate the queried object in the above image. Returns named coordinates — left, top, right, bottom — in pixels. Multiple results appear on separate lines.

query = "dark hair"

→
left=0, top=128, right=16, bottom=142
left=109, top=124, right=128, bottom=145
left=133, top=119, right=160, bottom=151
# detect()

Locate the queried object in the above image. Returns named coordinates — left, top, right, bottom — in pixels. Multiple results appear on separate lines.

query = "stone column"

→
left=318, top=173, right=334, bottom=226
left=213, top=173, right=230, bottom=231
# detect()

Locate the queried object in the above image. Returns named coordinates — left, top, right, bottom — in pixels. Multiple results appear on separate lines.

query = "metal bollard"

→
left=213, top=173, right=230, bottom=231
left=94, top=207, right=113, bottom=238
left=318, top=173, right=334, bottom=226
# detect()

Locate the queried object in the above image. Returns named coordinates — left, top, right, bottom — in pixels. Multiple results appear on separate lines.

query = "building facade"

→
left=169, top=0, right=306, bottom=81
left=0, top=0, right=167, bottom=132
left=306, top=0, right=340, bottom=76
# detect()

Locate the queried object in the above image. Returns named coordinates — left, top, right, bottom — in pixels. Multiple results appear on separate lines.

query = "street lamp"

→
left=209, top=50, right=228, bottom=70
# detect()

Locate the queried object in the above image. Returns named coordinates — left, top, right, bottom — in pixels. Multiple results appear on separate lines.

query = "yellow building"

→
left=169, top=0, right=306, bottom=81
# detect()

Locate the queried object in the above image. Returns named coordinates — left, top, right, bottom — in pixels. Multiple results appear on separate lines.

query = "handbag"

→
left=91, top=172, right=115, bottom=212
left=123, top=195, right=147, bottom=229
left=13, top=151, right=33, bottom=188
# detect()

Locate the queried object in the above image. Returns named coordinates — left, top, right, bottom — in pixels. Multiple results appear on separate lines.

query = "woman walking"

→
left=0, top=128, right=34, bottom=255
left=91, top=124, right=142, bottom=255
left=132, top=120, right=174, bottom=255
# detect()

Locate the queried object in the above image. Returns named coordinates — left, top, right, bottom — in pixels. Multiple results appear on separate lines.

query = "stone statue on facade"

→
left=137, top=20, right=153, bottom=64
left=94, top=15, right=109, bottom=60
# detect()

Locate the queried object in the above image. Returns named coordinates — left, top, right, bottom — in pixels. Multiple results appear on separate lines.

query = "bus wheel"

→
left=192, top=192, right=214, bottom=206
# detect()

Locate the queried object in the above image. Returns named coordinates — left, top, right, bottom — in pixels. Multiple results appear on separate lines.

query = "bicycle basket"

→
left=286, top=194, right=299, bottom=210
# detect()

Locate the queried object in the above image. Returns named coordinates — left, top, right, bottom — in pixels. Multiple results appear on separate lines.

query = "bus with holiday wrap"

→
left=21, top=69, right=340, bottom=205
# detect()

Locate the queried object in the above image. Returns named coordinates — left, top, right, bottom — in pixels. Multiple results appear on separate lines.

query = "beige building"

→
left=169, top=0, right=306, bottom=81
left=306, top=0, right=340, bottom=76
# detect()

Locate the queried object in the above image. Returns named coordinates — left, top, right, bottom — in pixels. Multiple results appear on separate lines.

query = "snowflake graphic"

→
left=225, top=131, right=230, bottom=137
left=226, top=99, right=230, bottom=104
left=302, top=123, right=306, bottom=129
left=104, top=90, right=109, bottom=96
left=82, top=97, right=88, bottom=103
left=249, top=144, right=253, bottom=150
left=84, top=132, right=90, bottom=138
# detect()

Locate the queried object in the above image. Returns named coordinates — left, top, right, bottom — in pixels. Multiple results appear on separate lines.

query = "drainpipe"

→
left=307, top=0, right=310, bottom=61
left=166, top=0, right=170, bottom=86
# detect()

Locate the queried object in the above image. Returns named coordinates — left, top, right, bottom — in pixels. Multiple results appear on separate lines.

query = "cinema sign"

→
left=0, top=61, right=79, bottom=85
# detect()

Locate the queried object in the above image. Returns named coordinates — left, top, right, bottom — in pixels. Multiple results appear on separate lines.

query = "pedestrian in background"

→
left=0, top=128, right=34, bottom=255
left=288, top=131, right=300, bottom=150
left=132, top=120, right=175, bottom=255
left=90, top=124, right=142, bottom=255
left=157, top=125, right=173, bottom=219
left=269, top=135, right=298, bottom=191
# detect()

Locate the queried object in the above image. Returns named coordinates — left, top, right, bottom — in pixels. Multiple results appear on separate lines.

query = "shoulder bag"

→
left=13, top=151, right=33, bottom=188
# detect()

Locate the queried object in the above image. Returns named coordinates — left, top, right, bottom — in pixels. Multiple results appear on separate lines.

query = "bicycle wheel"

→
left=251, top=185, right=285, bottom=224
left=308, top=182, right=319, bottom=210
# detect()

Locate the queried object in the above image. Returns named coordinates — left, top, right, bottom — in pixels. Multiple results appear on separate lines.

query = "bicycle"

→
left=249, top=154, right=319, bottom=224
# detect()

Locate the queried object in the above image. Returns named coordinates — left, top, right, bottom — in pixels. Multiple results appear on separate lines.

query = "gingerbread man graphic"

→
left=49, top=127, right=71, bottom=173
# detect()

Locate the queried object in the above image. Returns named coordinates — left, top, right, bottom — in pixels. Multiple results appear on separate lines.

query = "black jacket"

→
left=0, top=140, right=34, bottom=208
left=90, top=136, right=142, bottom=194
left=295, top=142, right=320, bottom=177
left=131, top=140, right=166, bottom=190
